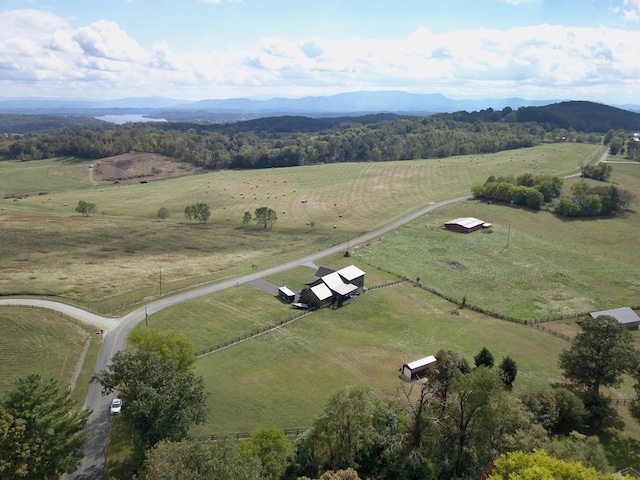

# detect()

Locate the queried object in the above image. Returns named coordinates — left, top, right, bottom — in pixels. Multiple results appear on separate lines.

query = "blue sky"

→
left=1, top=0, right=640, bottom=103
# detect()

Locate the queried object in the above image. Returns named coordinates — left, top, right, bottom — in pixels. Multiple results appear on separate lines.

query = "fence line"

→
left=209, top=428, right=310, bottom=442
left=194, top=310, right=313, bottom=357
left=365, top=267, right=640, bottom=326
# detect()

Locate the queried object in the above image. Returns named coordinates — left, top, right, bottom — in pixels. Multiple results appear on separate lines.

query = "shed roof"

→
left=337, top=265, right=365, bottom=281
left=278, top=286, right=296, bottom=297
left=310, top=283, right=333, bottom=301
left=590, top=307, right=640, bottom=326
left=444, top=217, right=485, bottom=229
left=322, top=271, right=358, bottom=296
left=405, top=355, right=437, bottom=371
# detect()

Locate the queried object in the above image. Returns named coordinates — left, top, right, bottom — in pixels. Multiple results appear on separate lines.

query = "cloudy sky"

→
left=1, top=0, right=640, bottom=103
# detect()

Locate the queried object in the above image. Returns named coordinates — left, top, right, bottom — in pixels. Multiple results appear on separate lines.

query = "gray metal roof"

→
left=590, top=307, right=640, bottom=326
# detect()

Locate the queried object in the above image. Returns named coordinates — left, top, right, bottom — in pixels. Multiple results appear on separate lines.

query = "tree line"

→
left=0, top=116, right=547, bottom=167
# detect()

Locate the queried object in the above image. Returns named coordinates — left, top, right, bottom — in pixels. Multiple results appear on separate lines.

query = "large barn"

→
left=590, top=307, right=640, bottom=329
left=443, top=217, right=491, bottom=234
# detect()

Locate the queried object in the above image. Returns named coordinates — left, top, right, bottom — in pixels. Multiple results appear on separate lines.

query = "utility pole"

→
left=145, top=307, right=148, bottom=328
left=159, top=266, right=162, bottom=295
left=507, top=224, right=511, bottom=247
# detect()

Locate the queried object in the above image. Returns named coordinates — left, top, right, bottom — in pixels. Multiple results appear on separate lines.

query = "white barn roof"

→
left=322, top=271, right=358, bottom=296
left=337, top=265, right=365, bottom=281
left=445, top=217, right=485, bottom=229
left=590, top=307, right=640, bottom=327
left=405, top=355, right=437, bottom=371
left=310, top=283, right=333, bottom=301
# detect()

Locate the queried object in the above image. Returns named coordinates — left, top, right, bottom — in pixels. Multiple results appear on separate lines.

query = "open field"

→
left=0, top=143, right=603, bottom=312
left=143, top=257, right=570, bottom=434
left=355, top=166, right=640, bottom=320
left=0, top=306, right=91, bottom=394
left=182, top=282, right=569, bottom=434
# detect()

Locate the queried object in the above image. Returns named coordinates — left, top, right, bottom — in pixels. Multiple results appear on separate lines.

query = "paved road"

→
left=0, top=193, right=468, bottom=479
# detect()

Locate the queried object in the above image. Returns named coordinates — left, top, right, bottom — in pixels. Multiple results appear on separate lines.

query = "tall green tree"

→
left=254, top=207, right=277, bottom=229
left=241, top=427, right=292, bottom=480
left=474, top=346, right=495, bottom=369
left=243, top=211, right=252, bottom=225
left=92, top=350, right=208, bottom=447
left=0, top=374, right=90, bottom=479
left=559, top=315, right=639, bottom=397
left=75, top=200, right=97, bottom=216
left=139, top=438, right=264, bottom=480
left=487, top=449, right=623, bottom=480
left=307, top=386, right=386, bottom=473
left=128, top=328, right=196, bottom=373
left=499, top=355, right=518, bottom=388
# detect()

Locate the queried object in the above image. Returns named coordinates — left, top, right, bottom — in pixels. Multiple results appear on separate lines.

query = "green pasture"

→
left=0, top=157, right=92, bottom=198
left=0, top=306, right=91, bottom=395
left=355, top=165, right=640, bottom=320
left=0, top=143, right=603, bottom=310
left=183, top=282, right=568, bottom=434
left=142, top=259, right=396, bottom=352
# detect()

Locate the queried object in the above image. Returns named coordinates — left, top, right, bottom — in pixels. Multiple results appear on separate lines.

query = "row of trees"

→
left=471, top=173, right=564, bottom=209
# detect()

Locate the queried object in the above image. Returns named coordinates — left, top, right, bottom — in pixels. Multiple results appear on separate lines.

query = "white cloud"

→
left=623, top=0, right=640, bottom=20
left=2, top=8, right=640, bottom=102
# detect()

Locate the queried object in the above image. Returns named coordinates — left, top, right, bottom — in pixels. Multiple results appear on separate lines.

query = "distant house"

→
left=589, top=307, right=640, bottom=329
left=401, top=355, right=437, bottom=381
left=443, top=217, right=491, bottom=234
left=299, top=265, right=365, bottom=309
left=278, top=286, right=296, bottom=304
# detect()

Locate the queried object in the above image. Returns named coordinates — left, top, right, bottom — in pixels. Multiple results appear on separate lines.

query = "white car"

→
left=110, top=398, right=122, bottom=415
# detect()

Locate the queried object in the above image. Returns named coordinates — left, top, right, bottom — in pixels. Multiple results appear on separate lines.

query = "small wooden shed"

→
left=401, top=355, right=437, bottom=380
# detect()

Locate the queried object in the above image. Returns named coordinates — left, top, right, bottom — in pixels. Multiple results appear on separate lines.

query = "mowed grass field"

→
left=0, top=306, right=89, bottom=394
left=143, top=256, right=566, bottom=433
left=0, top=143, right=603, bottom=312
left=184, top=282, right=568, bottom=434
left=355, top=163, right=640, bottom=320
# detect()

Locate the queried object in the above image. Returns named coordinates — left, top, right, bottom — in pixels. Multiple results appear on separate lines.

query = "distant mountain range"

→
left=4, top=91, right=638, bottom=120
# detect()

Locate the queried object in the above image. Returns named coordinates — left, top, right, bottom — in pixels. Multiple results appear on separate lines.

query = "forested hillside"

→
left=0, top=114, right=106, bottom=134
left=3, top=100, right=639, bottom=168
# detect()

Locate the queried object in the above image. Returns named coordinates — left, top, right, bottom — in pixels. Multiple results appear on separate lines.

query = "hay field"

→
left=0, top=143, right=602, bottom=311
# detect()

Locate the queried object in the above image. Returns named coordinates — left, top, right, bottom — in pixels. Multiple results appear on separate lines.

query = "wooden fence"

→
left=209, top=428, right=310, bottom=442
left=194, top=310, right=312, bottom=357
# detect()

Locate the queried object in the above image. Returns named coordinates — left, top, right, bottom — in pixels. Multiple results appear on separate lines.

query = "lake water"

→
left=94, top=114, right=168, bottom=125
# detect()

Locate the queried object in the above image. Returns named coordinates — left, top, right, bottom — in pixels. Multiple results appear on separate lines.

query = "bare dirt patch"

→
left=445, top=259, right=466, bottom=271
left=92, top=153, right=204, bottom=183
